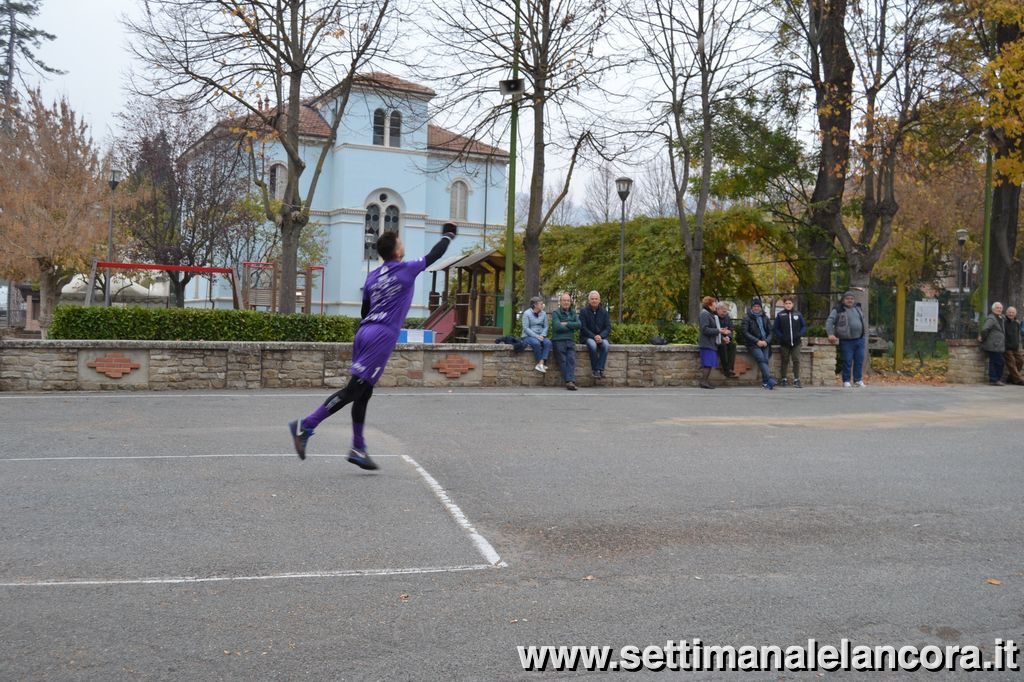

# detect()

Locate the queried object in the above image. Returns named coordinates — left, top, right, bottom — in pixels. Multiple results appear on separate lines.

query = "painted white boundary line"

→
left=1, top=452, right=506, bottom=586
left=401, top=454, right=507, bottom=568
left=0, top=564, right=494, bottom=588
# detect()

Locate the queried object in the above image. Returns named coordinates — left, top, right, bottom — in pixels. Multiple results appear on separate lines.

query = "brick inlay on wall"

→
left=432, top=354, right=476, bottom=379
left=87, top=352, right=141, bottom=379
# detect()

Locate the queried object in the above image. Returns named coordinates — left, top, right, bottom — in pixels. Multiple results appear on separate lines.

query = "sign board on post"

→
left=913, top=299, right=939, bottom=333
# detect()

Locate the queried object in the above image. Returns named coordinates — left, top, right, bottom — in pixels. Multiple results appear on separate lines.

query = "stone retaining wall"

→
left=1, top=339, right=844, bottom=391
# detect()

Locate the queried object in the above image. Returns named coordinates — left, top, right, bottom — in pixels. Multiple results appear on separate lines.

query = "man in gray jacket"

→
left=826, top=291, right=866, bottom=387
left=980, top=302, right=1006, bottom=385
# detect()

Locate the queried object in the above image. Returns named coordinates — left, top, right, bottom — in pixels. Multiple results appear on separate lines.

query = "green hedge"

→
left=613, top=322, right=699, bottom=345
left=48, top=305, right=358, bottom=342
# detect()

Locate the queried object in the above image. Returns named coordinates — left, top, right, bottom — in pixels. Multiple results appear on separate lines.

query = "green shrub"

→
left=49, top=305, right=358, bottom=342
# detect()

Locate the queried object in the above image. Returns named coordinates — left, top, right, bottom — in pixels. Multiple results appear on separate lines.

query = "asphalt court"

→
left=2, top=386, right=1023, bottom=680
left=1, top=415, right=504, bottom=587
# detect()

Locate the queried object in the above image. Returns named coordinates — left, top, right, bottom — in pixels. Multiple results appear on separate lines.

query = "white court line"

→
left=401, top=454, right=507, bottom=568
left=0, top=564, right=494, bottom=588
left=1, top=452, right=507, bottom=586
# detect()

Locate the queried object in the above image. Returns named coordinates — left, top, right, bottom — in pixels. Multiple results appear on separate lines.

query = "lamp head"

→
left=956, top=229, right=968, bottom=247
left=109, top=168, right=122, bottom=191
left=615, top=176, right=632, bottom=202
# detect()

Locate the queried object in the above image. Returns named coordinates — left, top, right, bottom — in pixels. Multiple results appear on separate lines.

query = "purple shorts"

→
left=700, top=348, right=719, bottom=368
left=349, top=324, right=399, bottom=385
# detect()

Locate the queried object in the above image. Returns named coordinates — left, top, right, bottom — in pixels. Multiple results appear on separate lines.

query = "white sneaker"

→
left=854, top=380, right=866, bottom=387
left=535, top=362, right=546, bottom=373
left=843, top=381, right=852, bottom=388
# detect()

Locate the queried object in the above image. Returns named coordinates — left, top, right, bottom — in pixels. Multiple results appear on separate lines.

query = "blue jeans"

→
left=585, top=338, right=609, bottom=372
left=522, top=336, right=552, bottom=362
left=839, top=336, right=866, bottom=382
left=553, top=339, right=576, bottom=382
left=750, top=345, right=773, bottom=383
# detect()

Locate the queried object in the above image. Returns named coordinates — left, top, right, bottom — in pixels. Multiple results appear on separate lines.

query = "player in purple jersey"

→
left=288, top=223, right=457, bottom=469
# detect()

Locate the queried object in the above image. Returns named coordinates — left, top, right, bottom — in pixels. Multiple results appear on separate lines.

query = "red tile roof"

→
left=219, top=103, right=332, bottom=139
left=428, top=124, right=508, bottom=157
left=352, top=72, right=436, bottom=97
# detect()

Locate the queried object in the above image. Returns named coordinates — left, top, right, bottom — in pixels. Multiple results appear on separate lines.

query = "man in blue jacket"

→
left=579, top=290, right=611, bottom=380
left=742, top=297, right=776, bottom=389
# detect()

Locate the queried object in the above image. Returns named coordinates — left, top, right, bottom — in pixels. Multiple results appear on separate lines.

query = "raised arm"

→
left=424, top=223, right=458, bottom=268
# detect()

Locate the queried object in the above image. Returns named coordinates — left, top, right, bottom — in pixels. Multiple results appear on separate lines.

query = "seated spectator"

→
left=579, top=290, right=611, bottom=380
left=742, top=297, right=776, bottom=390
left=551, top=292, right=580, bottom=390
left=521, top=296, right=552, bottom=374
left=716, top=302, right=737, bottom=378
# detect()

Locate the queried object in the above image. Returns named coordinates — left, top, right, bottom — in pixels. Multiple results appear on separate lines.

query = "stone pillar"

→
left=946, top=339, right=987, bottom=384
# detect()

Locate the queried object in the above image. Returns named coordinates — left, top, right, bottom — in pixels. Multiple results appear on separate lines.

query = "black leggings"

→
left=323, top=376, right=374, bottom=424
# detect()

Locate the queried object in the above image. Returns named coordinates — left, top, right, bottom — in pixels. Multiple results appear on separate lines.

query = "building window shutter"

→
left=372, top=109, right=385, bottom=146
left=389, top=111, right=402, bottom=148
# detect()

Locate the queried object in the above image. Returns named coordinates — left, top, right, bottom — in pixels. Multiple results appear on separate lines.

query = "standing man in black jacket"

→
left=773, top=295, right=807, bottom=387
left=579, top=290, right=611, bottom=380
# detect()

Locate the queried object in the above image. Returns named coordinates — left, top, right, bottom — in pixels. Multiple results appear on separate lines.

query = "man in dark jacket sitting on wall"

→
left=579, top=290, right=611, bottom=380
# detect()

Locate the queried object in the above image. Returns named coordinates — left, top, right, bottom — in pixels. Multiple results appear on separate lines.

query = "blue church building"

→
left=186, top=73, right=508, bottom=318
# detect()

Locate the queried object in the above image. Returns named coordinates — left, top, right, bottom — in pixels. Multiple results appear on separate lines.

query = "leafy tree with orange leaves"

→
left=0, top=90, right=106, bottom=336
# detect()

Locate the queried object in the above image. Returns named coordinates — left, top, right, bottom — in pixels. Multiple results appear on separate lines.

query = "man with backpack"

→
left=827, top=291, right=867, bottom=388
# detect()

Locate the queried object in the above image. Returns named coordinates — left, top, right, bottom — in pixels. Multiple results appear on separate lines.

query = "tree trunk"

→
left=36, top=267, right=66, bottom=340
left=523, top=100, right=547, bottom=301
left=987, top=180, right=1021, bottom=307
left=806, top=0, right=853, bottom=324
left=279, top=217, right=300, bottom=314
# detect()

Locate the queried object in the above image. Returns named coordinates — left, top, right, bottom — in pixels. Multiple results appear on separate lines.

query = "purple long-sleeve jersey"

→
left=349, top=256, right=427, bottom=384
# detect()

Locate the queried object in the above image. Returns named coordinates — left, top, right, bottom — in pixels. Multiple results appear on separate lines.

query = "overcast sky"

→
left=28, top=0, right=629, bottom=212
left=35, top=0, right=137, bottom=145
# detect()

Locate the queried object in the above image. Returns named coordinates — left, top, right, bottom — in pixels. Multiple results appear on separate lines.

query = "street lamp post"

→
left=104, top=169, right=122, bottom=307
left=615, top=176, right=632, bottom=324
left=956, top=228, right=968, bottom=338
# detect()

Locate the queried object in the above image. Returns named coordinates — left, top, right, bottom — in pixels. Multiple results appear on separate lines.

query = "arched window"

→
left=383, top=205, right=400, bottom=234
left=450, top=180, right=468, bottom=221
left=268, top=163, right=287, bottom=199
left=372, top=109, right=386, bottom=146
left=388, top=111, right=402, bottom=148
left=364, top=204, right=381, bottom=260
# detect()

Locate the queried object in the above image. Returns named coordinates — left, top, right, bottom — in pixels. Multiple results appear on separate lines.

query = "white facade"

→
left=186, top=74, right=508, bottom=318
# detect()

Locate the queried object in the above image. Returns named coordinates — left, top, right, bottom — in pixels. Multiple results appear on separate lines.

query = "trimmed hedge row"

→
left=47, top=305, right=702, bottom=345
left=48, top=305, right=359, bottom=342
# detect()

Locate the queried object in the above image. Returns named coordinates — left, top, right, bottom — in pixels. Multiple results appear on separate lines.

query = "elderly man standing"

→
left=1005, top=307, right=1024, bottom=385
left=579, top=290, right=611, bottom=380
left=980, top=302, right=1007, bottom=386
left=827, top=291, right=867, bottom=387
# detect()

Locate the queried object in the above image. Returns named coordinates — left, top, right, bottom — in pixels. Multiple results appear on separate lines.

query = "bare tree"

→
left=633, top=155, right=678, bottom=218
left=767, top=0, right=855, bottom=320
left=426, top=0, right=615, bottom=298
left=582, top=160, right=616, bottom=223
left=842, top=0, right=944, bottom=325
left=624, top=0, right=764, bottom=322
left=126, top=0, right=401, bottom=313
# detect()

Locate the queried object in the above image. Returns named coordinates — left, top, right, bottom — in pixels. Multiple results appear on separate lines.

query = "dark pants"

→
left=988, top=350, right=1006, bottom=383
left=553, top=339, right=576, bottom=383
left=718, top=341, right=736, bottom=376
left=779, top=345, right=800, bottom=380
left=839, top=336, right=866, bottom=383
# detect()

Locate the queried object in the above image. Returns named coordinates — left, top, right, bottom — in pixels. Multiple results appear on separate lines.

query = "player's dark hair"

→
left=376, top=232, right=399, bottom=260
